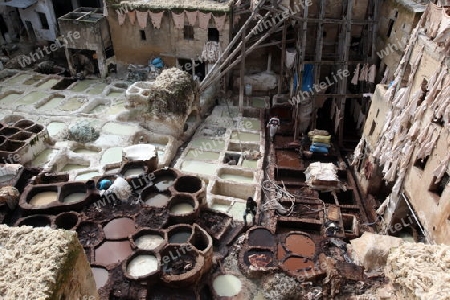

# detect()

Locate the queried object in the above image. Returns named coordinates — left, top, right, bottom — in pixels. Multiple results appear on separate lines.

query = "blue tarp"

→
left=302, top=64, right=314, bottom=91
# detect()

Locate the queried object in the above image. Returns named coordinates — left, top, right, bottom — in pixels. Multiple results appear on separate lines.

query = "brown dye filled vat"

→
left=95, top=241, right=133, bottom=266
left=285, top=233, right=316, bottom=258
left=103, top=217, right=136, bottom=240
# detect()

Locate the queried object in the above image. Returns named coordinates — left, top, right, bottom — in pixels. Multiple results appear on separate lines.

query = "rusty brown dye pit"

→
left=248, top=228, right=276, bottom=247
left=17, top=215, right=52, bottom=227
left=103, top=217, right=136, bottom=240
left=54, top=212, right=79, bottom=230
left=277, top=243, right=287, bottom=261
left=244, top=248, right=276, bottom=269
left=77, top=221, right=104, bottom=247
left=282, top=257, right=315, bottom=273
left=95, top=241, right=133, bottom=266
left=276, top=150, right=302, bottom=169
left=174, top=176, right=202, bottom=194
left=91, top=266, right=109, bottom=290
left=285, top=234, right=316, bottom=258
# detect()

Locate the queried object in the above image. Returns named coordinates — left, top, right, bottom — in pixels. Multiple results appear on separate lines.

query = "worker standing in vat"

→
left=266, top=115, right=280, bottom=142
left=243, top=197, right=257, bottom=226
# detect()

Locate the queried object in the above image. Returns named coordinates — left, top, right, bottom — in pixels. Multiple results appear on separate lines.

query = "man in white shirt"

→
left=266, top=115, right=280, bottom=142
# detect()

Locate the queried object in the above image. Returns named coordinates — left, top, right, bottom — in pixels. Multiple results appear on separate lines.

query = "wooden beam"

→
left=338, top=0, right=353, bottom=148
left=278, top=20, right=287, bottom=94
left=311, top=0, right=326, bottom=130
left=293, top=2, right=309, bottom=141
left=201, top=1, right=266, bottom=89
left=239, top=29, right=246, bottom=111
left=201, top=16, right=286, bottom=92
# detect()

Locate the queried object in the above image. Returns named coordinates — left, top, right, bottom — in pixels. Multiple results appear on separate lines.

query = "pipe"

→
left=401, top=192, right=432, bottom=244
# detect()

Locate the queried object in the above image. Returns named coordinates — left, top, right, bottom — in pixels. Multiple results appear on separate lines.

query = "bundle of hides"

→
left=101, top=177, right=132, bottom=201
left=304, top=162, right=340, bottom=190
left=385, top=242, right=450, bottom=299
left=309, top=133, right=331, bottom=153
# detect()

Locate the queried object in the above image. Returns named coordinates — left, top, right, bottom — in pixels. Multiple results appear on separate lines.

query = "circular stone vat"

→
left=91, top=266, right=109, bottom=290
left=173, top=176, right=203, bottom=194
left=281, top=256, right=315, bottom=273
left=152, top=168, right=177, bottom=191
left=167, top=224, right=193, bottom=244
left=54, top=212, right=79, bottom=230
left=17, top=215, right=52, bottom=227
left=160, top=244, right=204, bottom=286
left=123, top=250, right=160, bottom=281
left=168, top=195, right=199, bottom=224
left=244, top=248, right=276, bottom=269
left=103, top=217, right=136, bottom=240
left=140, top=185, right=172, bottom=208
left=132, top=228, right=166, bottom=251
left=212, top=274, right=242, bottom=297
left=76, top=221, right=104, bottom=247
left=284, top=233, right=315, bottom=258
left=248, top=227, right=276, bottom=248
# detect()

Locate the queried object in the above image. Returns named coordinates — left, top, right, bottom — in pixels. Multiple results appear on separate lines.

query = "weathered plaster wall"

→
left=18, top=0, right=58, bottom=42
left=355, top=3, right=450, bottom=244
left=106, top=8, right=230, bottom=66
left=377, top=0, right=425, bottom=80
left=0, top=6, right=21, bottom=44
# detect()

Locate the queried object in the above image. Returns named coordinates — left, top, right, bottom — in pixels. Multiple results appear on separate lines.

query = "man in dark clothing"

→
left=243, top=197, right=257, bottom=226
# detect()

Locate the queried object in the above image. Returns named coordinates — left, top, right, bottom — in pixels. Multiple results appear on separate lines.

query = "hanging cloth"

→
left=359, top=64, right=369, bottom=82
left=367, top=64, right=376, bottom=83
left=171, top=11, right=185, bottom=29
left=128, top=10, right=136, bottom=25
left=118, top=12, right=126, bottom=26
left=213, top=14, right=226, bottom=31
left=103, top=0, right=108, bottom=16
left=234, top=15, right=241, bottom=26
left=149, top=11, right=164, bottom=29
left=185, top=10, right=198, bottom=26
left=136, top=11, right=148, bottom=29
left=198, top=12, right=212, bottom=30
left=351, top=63, right=360, bottom=85
left=335, top=107, right=341, bottom=133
